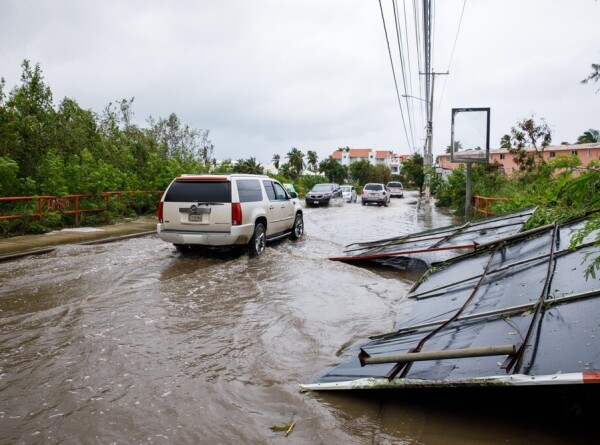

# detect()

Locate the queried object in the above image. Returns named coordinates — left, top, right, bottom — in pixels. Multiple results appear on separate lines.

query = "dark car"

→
left=305, top=183, right=343, bottom=206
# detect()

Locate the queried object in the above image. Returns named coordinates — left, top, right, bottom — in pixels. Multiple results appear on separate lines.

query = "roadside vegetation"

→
left=1, top=58, right=598, bottom=274
left=433, top=113, right=600, bottom=278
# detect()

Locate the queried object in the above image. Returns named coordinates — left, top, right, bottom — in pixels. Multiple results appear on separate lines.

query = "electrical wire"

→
left=434, top=0, right=467, bottom=125
left=378, top=0, right=413, bottom=151
left=393, top=0, right=417, bottom=150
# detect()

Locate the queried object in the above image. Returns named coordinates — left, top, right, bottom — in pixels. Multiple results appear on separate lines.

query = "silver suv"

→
left=361, top=183, right=389, bottom=206
left=157, top=174, right=304, bottom=256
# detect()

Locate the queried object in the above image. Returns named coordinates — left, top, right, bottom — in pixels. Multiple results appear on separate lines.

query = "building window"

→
left=549, top=152, right=556, bottom=158
left=571, top=150, right=578, bottom=156
left=499, top=153, right=505, bottom=160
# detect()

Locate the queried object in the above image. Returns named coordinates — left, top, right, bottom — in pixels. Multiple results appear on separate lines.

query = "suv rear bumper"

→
left=157, top=224, right=254, bottom=246
left=362, top=197, right=387, bottom=204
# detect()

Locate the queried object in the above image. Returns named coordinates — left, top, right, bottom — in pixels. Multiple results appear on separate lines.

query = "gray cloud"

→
left=1, top=0, right=598, bottom=164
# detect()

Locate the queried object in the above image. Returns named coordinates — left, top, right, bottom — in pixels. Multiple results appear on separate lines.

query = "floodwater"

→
left=0, top=192, right=593, bottom=444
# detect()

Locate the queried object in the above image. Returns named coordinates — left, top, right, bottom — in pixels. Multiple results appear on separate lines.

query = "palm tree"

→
left=500, top=134, right=511, bottom=149
left=581, top=63, right=600, bottom=92
left=576, top=129, right=600, bottom=144
left=306, top=150, right=318, bottom=174
left=445, top=140, right=463, bottom=153
left=233, top=157, right=263, bottom=174
left=286, top=147, right=305, bottom=177
left=272, top=154, right=280, bottom=170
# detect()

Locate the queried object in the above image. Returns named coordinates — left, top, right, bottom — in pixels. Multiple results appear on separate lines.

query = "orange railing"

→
left=474, top=195, right=509, bottom=217
left=0, top=191, right=162, bottom=224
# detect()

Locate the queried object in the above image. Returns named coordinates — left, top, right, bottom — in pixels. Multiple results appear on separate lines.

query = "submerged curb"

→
left=0, top=230, right=156, bottom=263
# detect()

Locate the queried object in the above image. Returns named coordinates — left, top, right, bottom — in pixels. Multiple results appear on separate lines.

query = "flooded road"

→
left=0, top=192, right=593, bottom=444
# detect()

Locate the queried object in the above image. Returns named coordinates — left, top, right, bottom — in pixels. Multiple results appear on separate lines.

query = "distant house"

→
left=331, top=148, right=408, bottom=175
left=437, top=143, right=600, bottom=175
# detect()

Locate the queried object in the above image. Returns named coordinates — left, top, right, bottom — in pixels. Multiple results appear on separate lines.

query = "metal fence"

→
left=474, top=195, right=509, bottom=217
left=0, top=191, right=162, bottom=224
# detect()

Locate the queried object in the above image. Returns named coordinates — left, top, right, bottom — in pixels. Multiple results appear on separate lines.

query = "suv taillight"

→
left=232, top=202, right=242, bottom=225
left=158, top=202, right=164, bottom=223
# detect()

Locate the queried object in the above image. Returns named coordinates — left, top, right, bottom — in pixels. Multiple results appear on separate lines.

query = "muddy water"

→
left=0, top=193, right=592, bottom=444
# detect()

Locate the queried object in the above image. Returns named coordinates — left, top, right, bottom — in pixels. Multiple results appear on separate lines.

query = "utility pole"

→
left=421, top=0, right=447, bottom=202
left=421, top=70, right=447, bottom=202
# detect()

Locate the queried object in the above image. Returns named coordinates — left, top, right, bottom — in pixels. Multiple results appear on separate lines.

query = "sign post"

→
left=450, top=108, right=491, bottom=221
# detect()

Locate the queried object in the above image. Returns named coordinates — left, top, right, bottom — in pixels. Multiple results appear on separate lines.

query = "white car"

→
left=340, top=185, right=357, bottom=202
left=386, top=181, right=404, bottom=198
left=361, top=183, right=389, bottom=206
left=157, top=174, right=304, bottom=256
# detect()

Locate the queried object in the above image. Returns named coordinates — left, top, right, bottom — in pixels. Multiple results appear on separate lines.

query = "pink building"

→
left=437, top=143, right=600, bottom=175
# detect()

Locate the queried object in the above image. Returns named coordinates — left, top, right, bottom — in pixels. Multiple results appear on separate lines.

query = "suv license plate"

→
left=188, top=214, right=203, bottom=222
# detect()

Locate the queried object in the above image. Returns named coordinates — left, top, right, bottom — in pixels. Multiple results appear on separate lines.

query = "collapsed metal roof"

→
left=329, top=208, right=536, bottom=270
left=302, top=217, right=600, bottom=391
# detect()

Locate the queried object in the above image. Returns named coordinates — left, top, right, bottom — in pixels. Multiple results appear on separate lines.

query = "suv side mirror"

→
left=289, top=191, right=298, bottom=199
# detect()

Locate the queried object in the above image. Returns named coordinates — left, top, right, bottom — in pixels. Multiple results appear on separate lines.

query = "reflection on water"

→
left=0, top=193, right=593, bottom=444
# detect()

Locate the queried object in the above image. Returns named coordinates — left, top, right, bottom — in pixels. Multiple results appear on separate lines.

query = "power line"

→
left=434, top=0, right=467, bottom=125
left=378, top=0, right=413, bottom=151
left=392, top=0, right=416, bottom=150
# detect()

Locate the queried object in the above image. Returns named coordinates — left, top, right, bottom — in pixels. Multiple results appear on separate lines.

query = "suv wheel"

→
left=290, top=213, right=304, bottom=240
left=249, top=222, right=266, bottom=257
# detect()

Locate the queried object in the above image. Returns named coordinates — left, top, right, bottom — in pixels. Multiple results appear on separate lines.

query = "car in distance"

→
left=157, top=174, right=304, bottom=257
left=283, top=183, right=297, bottom=195
left=340, top=185, right=357, bottom=203
left=305, top=183, right=343, bottom=206
left=386, top=181, right=404, bottom=198
left=361, top=183, right=389, bottom=206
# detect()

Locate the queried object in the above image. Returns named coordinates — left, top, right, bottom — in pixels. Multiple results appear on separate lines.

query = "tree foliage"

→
left=576, top=129, right=600, bottom=144
left=318, top=156, right=348, bottom=183
left=400, top=154, right=425, bottom=192
left=0, top=60, right=214, bottom=199
left=509, top=115, right=552, bottom=172
left=581, top=63, right=600, bottom=93
left=286, top=147, right=305, bottom=178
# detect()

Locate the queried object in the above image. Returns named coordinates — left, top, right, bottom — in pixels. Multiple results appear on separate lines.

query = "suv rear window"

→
left=164, top=180, right=231, bottom=203
left=365, top=184, right=383, bottom=191
left=387, top=182, right=403, bottom=187
left=237, top=179, right=263, bottom=203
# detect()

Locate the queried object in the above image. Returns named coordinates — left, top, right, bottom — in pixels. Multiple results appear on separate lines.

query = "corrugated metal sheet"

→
left=303, top=217, right=600, bottom=391
left=329, top=208, right=536, bottom=270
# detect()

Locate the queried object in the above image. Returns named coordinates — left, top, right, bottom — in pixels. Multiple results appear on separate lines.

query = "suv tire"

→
left=290, top=213, right=304, bottom=240
left=249, top=223, right=266, bottom=257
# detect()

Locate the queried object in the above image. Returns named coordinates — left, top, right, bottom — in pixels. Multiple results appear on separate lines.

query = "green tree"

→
left=372, top=164, right=392, bottom=184
left=286, top=147, right=305, bottom=177
left=581, top=63, right=600, bottom=93
left=576, top=129, right=600, bottom=144
left=509, top=115, right=552, bottom=172
left=401, top=154, right=425, bottom=193
left=213, top=159, right=234, bottom=173
left=445, top=140, right=463, bottom=153
left=318, top=156, right=347, bottom=183
left=0, top=156, right=19, bottom=196
left=272, top=154, right=280, bottom=170
left=306, top=150, right=318, bottom=173
left=3, top=60, right=56, bottom=183
left=500, top=134, right=511, bottom=149
left=279, top=162, right=293, bottom=179
left=349, top=160, right=373, bottom=185
left=233, top=157, right=263, bottom=174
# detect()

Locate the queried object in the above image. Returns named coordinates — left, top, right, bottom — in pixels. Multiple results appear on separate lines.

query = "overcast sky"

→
left=1, top=0, right=598, bottom=165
